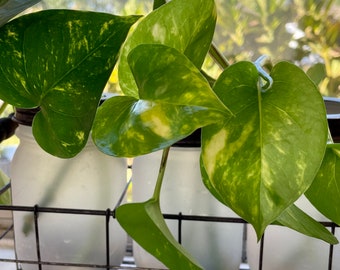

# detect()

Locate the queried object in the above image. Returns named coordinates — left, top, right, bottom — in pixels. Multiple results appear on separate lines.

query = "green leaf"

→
left=153, top=0, right=166, bottom=10
left=118, top=0, right=216, bottom=97
left=307, top=63, right=326, bottom=86
left=201, top=157, right=337, bottom=244
left=201, top=61, right=328, bottom=238
left=274, top=203, right=338, bottom=244
left=0, top=170, right=10, bottom=205
left=116, top=199, right=203, bottom=270
left=0, top=10, right=140, bottom=157
left=92, top=44, right=229, bottom=157
left=305, top=144, right=340, bottom=225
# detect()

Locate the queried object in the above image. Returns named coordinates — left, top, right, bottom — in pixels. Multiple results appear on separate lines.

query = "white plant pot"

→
left=132, top=147, right=243, bottom=270
left=10, top=125, right=127, bottom=270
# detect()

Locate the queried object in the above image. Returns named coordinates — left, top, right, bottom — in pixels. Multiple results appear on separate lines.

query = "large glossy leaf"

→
left=0, top=10, right=139, bottom=157
left=116, top=199, right=203, bottom=270
left=305, top=144, right=340, bottom=225
left=201, top=61, right=328, bottom=237
left=118, top=0, right=216, bottom=97
left=92, top=44, right=229, bottom=157
left=201, top=155, right=337, bottom=244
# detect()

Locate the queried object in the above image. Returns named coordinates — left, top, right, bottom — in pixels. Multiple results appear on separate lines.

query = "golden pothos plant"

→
left=0, top=0, right=338, bottom=269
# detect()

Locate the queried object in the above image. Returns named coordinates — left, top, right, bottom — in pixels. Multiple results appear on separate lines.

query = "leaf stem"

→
left=152, top=147, right=170, bottom=201
left=209, top=42, right=230, bottom=70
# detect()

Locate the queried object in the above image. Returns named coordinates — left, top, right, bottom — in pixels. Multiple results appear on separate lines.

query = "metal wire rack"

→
left=1, top=180, right=339, bottom=270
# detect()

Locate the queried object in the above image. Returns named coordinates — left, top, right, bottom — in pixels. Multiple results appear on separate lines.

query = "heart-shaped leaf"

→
left=201, top=61, right=328, bottom=237
left=92, top=44, right=229, bottom=157
left=116, top=199, right=203, bottom=270
left=305, top=144, right=340, bottom=225
left=118, top=0, right=216, bottom=97
left=0, top=10, right=140, bottom=157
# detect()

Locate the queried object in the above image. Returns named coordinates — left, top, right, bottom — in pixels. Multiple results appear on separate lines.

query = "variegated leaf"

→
left=201, top=61, right=328, bottom=237
left=93, top=44, right=229, bottom=157
left=0, top=10, right=139, bottom=157
left=118, top=0, right=216, bottom=97
left=201, top=153, right=337, bottom=244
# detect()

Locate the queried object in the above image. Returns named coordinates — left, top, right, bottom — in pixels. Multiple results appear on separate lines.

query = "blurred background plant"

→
left=212, top=0, right=340, bottom=96
left=295, top=0, right=340, bottom=97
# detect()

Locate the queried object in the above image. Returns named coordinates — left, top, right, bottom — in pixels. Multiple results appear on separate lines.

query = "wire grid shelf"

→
left=1, top=181, right=339, bottom=270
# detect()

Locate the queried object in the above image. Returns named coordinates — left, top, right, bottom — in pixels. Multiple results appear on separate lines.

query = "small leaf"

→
left=274, top=203, right=338, bottom=244
left=305, top=144, right=340, bottom=225
left=307, top=63, right=326, bottom=86
left=118, top=0, right=216, bottom=97
left=0, top=10, right=140, bottom=157
left=201, top=61, right=328, bottom=237
left=92, top=45, right=228, bottom=157
left=116, top=199, right=203, bottom=270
